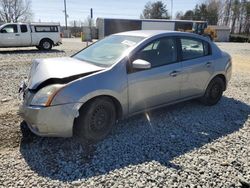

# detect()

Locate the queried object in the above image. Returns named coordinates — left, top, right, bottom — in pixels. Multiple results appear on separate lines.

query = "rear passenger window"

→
left=20, top=25, right=28, bottom=33
left=181, top=38, right=209, bottom=60
left=34, top=26, right=58, bottom=32
left=203, top=41, right=211, bottom=56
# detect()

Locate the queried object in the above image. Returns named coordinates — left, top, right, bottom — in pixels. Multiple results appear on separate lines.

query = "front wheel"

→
left=199, top=77, right=224, bottom=106
left=74, top=97, right=116, bottom=142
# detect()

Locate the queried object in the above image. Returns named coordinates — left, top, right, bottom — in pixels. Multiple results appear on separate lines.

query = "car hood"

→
left=27, top=57, right=104, bottom=90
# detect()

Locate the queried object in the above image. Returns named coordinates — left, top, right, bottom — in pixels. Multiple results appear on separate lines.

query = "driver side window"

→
left=0, top=24, right=18, bottom=33
left=134, top=37, right=177, bottom=68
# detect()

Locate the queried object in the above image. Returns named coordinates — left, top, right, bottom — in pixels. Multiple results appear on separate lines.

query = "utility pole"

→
left=90, top=8, right=93, bottom=27
left=90, top=8, right=93, bottom=41
left=64, top=0, right=68, bottom=29
left=171, top=0, right=173, bottom=19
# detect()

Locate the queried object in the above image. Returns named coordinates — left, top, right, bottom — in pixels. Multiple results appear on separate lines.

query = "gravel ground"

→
left=0, top=39, right=249, bottom=187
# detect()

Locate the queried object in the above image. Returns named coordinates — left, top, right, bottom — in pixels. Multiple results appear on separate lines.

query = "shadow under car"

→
left=19, top=96, right=250, bottom=182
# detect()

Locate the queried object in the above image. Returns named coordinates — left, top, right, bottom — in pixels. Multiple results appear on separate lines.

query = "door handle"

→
left=15, top=34, right=20, bottom=36
left=206, top=62, right=212, bottom=67
left=170, top=71, right=180, bottom=77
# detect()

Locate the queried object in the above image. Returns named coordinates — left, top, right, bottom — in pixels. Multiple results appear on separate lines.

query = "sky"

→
left=31, top=0, right=200, bottom=25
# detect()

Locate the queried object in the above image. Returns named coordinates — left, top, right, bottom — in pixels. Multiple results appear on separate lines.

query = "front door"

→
left=128, top=37, right=182, bottom=114
left=0, top=24, right=20, bottom=47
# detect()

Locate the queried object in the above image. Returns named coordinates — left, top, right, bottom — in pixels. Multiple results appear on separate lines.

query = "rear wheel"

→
left=75, top=97, right=116, bottom=142
left=39, top=39, right=53, bottom=50
left=200, top=77, right=224, bottom=106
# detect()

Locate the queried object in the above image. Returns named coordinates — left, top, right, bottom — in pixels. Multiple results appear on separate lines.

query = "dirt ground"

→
left=216, top=42, right=250, bottom=72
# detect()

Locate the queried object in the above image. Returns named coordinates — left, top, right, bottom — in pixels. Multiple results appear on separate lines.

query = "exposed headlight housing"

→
left=31, top=84, right=65, bottom=106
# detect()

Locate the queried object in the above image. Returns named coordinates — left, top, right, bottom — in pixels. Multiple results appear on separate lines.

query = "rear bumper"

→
left=18, top=103, right=78, bottom=137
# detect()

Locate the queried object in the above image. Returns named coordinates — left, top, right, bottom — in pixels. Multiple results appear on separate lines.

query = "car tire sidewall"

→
left=76, top=98, right=116, bottom=142
left=40, top=39, right=52, bottom=50
left=200, top=77, right=224, bottom=106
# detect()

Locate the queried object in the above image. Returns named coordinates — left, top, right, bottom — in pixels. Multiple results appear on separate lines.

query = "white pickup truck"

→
left=0, top=22, right=62, bottom=50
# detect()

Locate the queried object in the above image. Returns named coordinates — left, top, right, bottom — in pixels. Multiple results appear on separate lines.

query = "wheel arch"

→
left=39, top=38, right=54, bottom=46
left=73, top=95, right=123, bottom=136
left=215, top=74, right=226, bottom=90
left=206, top=74, right=227, bottom=91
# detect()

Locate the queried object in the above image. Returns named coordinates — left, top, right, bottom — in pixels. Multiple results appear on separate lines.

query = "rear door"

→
left=0, top=24, right=19, bottom=47
left=128, top=37, right=182, bottom=113
left=179, top=37, right=215, bottom=98
left=19, top=24, right=31, bottom=46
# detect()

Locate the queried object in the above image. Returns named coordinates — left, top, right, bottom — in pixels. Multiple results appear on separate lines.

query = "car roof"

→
left=114, top=30, right=209, bottom=41
left=115, top=30, right=176, bottom=38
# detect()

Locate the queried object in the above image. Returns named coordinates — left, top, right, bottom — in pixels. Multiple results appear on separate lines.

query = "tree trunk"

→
left=224, top=0, right=232, bottom=26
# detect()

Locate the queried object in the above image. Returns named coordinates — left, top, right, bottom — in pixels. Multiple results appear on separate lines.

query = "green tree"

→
left=141, top=1, right=170, bottom=19
left=206, top=0, right=220, bottom=25
left=193, top=4, right=208, bottom=20
left=175, top=11, right=184, bottom=20
left=181, top=10, right=194, bottom=20
left=181, top=1, right=220, bottom=25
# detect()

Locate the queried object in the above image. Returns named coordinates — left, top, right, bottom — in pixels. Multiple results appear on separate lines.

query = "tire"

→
left=200, top=77, right=225, bottom=106
left=39, top=39, right=53, bottom=50
left=75, top=97, right=116, bottom=142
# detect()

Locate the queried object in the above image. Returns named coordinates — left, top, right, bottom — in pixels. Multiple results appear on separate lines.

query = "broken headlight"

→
left=30, top=84, right=65, bottom=107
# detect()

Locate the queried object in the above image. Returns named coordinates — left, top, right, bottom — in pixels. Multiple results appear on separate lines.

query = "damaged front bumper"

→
left=18, top=83, right=78, bottom=137
left=18, top=103, right=77, bottom=137
left=19, top=104, right=77, bottom=137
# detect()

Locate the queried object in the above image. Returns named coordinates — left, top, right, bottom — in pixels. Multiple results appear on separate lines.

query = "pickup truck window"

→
left=34, top=26, right=58, bottom=32
left=0, top=25, right=18, bottom=33
left=21, top=25, right=28, bottom=33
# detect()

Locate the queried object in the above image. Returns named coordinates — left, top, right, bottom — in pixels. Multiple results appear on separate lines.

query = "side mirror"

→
left=132, top=59, right=151, bottom=70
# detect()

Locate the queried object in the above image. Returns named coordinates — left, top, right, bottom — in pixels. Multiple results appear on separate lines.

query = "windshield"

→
left=73, top=35, right=145, bottom=67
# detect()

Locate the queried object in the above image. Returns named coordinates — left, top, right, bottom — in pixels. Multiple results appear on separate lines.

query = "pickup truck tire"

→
left=39, top=39, right=53, bottom=50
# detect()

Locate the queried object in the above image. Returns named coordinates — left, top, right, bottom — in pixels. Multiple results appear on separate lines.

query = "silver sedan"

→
left=19, top=30, right=232, bottom=142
